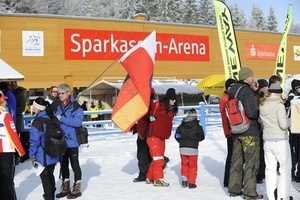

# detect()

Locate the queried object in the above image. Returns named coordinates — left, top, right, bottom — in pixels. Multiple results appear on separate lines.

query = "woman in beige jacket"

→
left=259, top=83, right=292, bottom=200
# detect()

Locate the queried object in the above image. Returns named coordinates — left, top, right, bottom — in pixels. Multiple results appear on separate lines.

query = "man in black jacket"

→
left=227, top=67, right=263, bottom=200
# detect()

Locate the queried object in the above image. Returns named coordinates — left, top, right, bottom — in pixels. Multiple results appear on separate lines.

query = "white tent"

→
left=79, top=79, right=204, bottom=107
left=0, top=59, right=24, bottom=80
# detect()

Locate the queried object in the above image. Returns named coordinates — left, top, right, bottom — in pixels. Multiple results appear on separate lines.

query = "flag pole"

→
left=75, top=59, right=119, bottom=101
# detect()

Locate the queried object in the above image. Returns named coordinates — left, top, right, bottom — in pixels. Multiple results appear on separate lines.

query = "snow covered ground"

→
left=14, top=125, right=300, bottom=200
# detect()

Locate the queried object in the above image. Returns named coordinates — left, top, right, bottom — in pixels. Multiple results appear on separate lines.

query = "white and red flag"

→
left=111, top=31, right=156, bottom=132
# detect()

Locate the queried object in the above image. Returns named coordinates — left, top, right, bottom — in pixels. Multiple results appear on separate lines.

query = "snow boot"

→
left=181, top=181, right=188, bottom=188
left=67, top=180, right=82, bottom=199
left=243, top=194, right=263, bottom=200
left=153, top=179, right=169, bottom=187
left=56, top=179, right=71, bottom=198
left=188, top=184, right=197, bottom=189
left=145, top=178, right=154, bottom=184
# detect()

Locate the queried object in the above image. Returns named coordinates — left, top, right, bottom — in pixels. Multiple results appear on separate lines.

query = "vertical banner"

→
left=273, top=4, right=292, bottom=92
left=213, top=0, right=241, bottom=80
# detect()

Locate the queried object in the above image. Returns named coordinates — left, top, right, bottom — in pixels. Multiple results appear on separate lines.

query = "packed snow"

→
left=14, top=125, right=300, bottom=200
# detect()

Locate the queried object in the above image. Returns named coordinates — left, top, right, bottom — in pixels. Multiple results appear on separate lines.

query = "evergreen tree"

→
left=290, top=20, right=300, bottom=34
left=198, top=0, right=215, bottom=26
left=229, top=3, right=247, bottom=29
left=266, top=6, right=278, bottom=32
left=248, top=4, right=266, bottom=30
left=144, top=0, right=160, bottom=21
left=119, top=0, right=137, bottom=20
left=182, top=0, right=198, bottom=25
left=155, top=0, right=181, bottom=23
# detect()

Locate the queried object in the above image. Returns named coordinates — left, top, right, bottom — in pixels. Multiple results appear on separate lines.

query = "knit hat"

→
left=184, top=108, right=198, bottom=122
left=291, top=79, right=300, bottom=90
left=0, top=91, right=8, bottom=104
left=187, top=108, right=197, bottom=117
left=238, top=67, right=253, bottom=81
left=165, top=88, right=176, bottom=99
left=257, top=79, right=268, bottom=91
left=268, top=83, right=283, bottom=93
left=225, top=78, right=235, bottom=90
left=33, top=99, right=46, bottom=111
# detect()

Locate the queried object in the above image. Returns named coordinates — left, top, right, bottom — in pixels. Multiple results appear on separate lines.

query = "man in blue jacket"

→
left=55, top=83, right=84, bottom=199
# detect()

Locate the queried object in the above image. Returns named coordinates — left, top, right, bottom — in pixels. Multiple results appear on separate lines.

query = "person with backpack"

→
left=259, top=83, right=293, bottom=200
left=219, top=78, right=235, bottom=188
left=55, top=83, right=84, bottom=199
left=227, top=67, right=262, bottom=200
left=174, top=108, right=205, bottom=189
left=0, top=91, right=25, bottom=200
left=29, top=97, right=61, bottom=200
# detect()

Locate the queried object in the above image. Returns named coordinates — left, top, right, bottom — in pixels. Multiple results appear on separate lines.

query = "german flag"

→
left=111, top=31, right=156, bottom=132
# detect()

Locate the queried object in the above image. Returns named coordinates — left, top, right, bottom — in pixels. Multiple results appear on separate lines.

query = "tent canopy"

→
left=79, top=79, right=204, bottom=107
left=0, top=59, right=24, bottom=81
left=81, top=79, right=203, bottom=96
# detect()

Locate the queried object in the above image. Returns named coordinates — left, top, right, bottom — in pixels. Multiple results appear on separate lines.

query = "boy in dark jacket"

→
left=175, top=109, right=205, bottom=189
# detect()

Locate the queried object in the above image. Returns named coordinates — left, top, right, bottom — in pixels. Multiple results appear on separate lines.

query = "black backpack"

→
left=37, top=117, right=66, bottom=157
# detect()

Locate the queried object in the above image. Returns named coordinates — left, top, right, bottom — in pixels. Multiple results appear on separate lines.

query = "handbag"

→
left=76, top=126, right=89, bottom=144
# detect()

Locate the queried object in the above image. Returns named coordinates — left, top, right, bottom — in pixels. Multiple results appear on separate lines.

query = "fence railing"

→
left=22, top=102, right=222, bottom=135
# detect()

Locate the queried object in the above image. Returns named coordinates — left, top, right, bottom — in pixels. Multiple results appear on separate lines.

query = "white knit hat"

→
left=33, top=100, right=46, bottom=111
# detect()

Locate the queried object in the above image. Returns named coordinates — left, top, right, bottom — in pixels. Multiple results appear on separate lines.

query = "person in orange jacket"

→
left=219, top=78, right=235, bottom=188
left=0, top=91, right=25, bottom=200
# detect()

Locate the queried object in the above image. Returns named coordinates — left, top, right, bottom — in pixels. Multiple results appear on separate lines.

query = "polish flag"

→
left=111, top=31, right=156, bottom=132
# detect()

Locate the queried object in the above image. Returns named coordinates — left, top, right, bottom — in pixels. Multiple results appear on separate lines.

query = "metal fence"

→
left=22, top=102, right=222, bottom=135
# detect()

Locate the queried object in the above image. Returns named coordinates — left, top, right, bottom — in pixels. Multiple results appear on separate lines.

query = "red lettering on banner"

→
left=64, top=29, right=209, bottom=61
left=246, top=43, right=278, bottom=61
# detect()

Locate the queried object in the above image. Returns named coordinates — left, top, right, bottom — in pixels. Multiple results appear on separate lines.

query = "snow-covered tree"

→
left=229, top=3, right=247, bottom=29
left=248, top=4, right=266, bottom=30
left=290, top=20, right=300, bottom=34
left=266, top=6, right=278, bottom=32
left=182, top=0, right=198, bottom=25
left=144, top=0, right=159, bottom=21
left=197, top=0, right=215, bottom=26
left=154, top=0, right=182, bottom=23
left=119, top=0, right=137, bottom=20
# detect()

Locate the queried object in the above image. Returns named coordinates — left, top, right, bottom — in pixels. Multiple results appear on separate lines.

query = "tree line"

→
left=0, top=0, right=299, bottom=34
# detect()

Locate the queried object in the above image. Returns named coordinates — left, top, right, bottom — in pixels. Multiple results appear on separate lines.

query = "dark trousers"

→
left=61, top=148, right=82, bottom=182
left=257, top=134, right=265, bottom=180
left=290, top=134, right=300, bottom=179
left=40, top=164, right=56, bottom=200
left=136, top=136, right=151, bottom=179
left=0, top=153, right=16, bottom=200
left=20, top=132, right=30, bottom=161
left=224, top=136, right=233, bottom=187
left=228, top=136, right=260, bottom=197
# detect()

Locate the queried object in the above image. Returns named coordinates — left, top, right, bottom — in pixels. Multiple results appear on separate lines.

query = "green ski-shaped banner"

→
left=213, top=0, right=241, bottom=80
left=274, top=4, right=292, bottom=93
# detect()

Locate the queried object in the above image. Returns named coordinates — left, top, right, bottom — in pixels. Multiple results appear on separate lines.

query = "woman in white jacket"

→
left=259, top=83, right=292, bottom=200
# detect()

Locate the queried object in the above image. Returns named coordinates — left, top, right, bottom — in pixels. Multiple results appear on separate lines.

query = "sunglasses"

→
left=170, top=98, right=176, bottom=101
left=57, top=92, right=68, bottom=95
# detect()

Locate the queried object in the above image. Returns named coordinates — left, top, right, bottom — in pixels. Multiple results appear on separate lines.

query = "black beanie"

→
left=165, top=88, right=176, bottom=99
left=291, top=79, right=300, bottom=90
left=225, top=78, right=235, bottom=90
left=257, top=79, right=268, bottom=91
